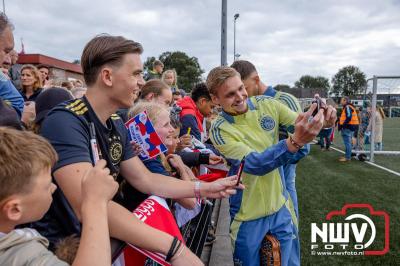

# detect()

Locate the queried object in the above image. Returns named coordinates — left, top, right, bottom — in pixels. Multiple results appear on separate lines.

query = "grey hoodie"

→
left=0, top=228, right=68, bottom=266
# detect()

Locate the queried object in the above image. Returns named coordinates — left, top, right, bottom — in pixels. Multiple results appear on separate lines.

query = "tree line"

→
left=293, top=65, right=367, bottom=96
left=144, top=51, right=367, bottom=96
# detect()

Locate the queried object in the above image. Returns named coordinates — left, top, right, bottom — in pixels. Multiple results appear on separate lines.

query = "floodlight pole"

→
left=221, top=0, right=227, bottom=66
left=233, top=13, right=239, bottom=61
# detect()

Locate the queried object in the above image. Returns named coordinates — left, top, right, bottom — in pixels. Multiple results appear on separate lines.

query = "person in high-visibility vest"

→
left=338, top=97, right=359, bottom=161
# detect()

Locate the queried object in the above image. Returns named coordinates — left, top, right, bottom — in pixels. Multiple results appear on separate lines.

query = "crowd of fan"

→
left=0, top=12, right=243, bottom=266
left=0, top=9, right=342, bottom=265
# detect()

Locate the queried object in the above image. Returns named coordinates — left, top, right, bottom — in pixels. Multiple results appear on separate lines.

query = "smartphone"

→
left=236, top=157, right=245, bottom=186
left=311, top=97, right=321, bottom=117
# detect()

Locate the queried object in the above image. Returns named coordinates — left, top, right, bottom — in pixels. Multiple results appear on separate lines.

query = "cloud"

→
left=6, top=0, right=400, bottom=87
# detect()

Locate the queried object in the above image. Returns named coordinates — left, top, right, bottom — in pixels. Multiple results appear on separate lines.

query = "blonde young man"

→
left=207, top=66, right=336, bottom=266
left=231, top=60, right=304, bottom=218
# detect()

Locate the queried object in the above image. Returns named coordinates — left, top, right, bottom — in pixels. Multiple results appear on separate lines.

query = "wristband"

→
left=166, top=237, right=179, bottom=262
left=171, top=245, right=185, bottom=262
left=194, top=181, right=201, bottom=199
left=172, top=240, right=182, bottom=260
left=289, top=135, right=303, bottom=149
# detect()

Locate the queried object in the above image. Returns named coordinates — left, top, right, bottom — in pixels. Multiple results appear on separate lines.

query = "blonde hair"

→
left=21, top=64, right=42, bottom=92
left=161, top=69, right=179, bottom=89
left=378, top=107, right=386, bottom=120
left=128, top=101, right=169, bottom=126
left=0, top=127, right=57, bottom=201
left=206, top=66, right=240, bottom=95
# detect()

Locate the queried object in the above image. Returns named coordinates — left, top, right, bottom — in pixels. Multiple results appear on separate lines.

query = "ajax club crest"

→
left=260, top=116, right=275, bottom=131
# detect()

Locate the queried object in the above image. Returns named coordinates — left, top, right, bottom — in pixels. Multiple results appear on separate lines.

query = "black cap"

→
left=35, top=87, right=74, bottom=124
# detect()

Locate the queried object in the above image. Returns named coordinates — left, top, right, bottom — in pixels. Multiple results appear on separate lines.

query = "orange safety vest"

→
left=339, top=104, right=359, bottom=125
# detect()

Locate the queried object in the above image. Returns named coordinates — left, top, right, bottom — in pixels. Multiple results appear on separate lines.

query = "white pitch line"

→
left=329, top=145, right=400, bottom=177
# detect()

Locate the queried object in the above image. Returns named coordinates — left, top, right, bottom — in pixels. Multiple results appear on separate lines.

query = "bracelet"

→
left=168, top=239, right=182, bottom=262
left=172, top=240, right=182, bottom=259
left=289, top=135, right=303, bottom=149
left=166, top=237, right=179, bottom=262
left=171, top=244, right=185, bottom=262
left=194, top=181, right=201, bottom=199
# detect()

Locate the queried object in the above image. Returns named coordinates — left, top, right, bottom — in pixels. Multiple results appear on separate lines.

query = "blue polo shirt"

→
left=33, top=97, right=135, bottom=249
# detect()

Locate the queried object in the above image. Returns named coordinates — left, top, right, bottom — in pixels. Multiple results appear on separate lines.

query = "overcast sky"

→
left=6, top=0, right=400, bottom=87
